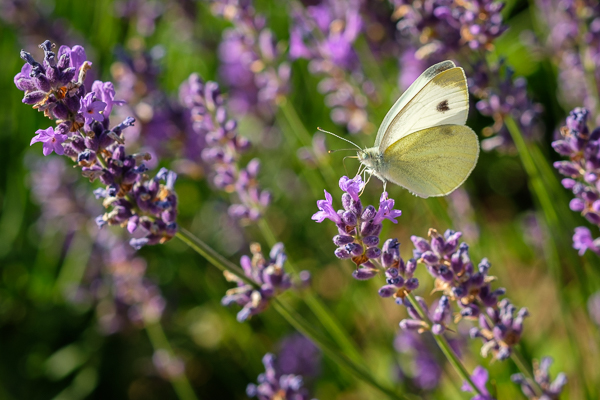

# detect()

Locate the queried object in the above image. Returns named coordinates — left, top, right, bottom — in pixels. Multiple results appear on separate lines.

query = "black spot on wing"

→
left=436, top=99, right=450, bottom=113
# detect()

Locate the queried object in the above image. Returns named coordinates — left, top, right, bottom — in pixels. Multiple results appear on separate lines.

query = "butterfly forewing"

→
left=380, top=125, right=479, bottom=198
left=377, top=67, right=469, bottom=153
left=374, top=60, right=456, bottom=149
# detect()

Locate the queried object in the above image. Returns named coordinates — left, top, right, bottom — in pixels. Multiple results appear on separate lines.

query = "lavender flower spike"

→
left=313, top=175, right=402, bottom=280
left=222, top=243, right=304, bottom=322
left=511, top=357, right=567, bottom=399
left=246, top=353, right=316, bottom=400
left=16, top=41, right=178, bottom=249
left=553, top=108, right=600, bottom=256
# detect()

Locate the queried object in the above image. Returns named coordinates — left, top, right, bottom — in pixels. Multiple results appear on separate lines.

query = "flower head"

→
left=247, top=353, right=315, bottom=400
left=30, top=126, right=67, bottom=156
left=80, top=92, right=106, bottom=125
left=461, top=366, right=494, bottom=400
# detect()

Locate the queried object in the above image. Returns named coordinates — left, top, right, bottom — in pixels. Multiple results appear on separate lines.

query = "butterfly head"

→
left=357, top=147, right=381, bottom=169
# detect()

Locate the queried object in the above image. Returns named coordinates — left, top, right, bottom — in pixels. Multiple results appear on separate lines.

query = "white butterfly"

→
left=327, top=60, right=480, bottom=198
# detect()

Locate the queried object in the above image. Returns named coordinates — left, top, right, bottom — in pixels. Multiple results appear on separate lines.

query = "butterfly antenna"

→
left=317, top=127, right=362, bottom=150
left=329, top=148, right=360, bottom=154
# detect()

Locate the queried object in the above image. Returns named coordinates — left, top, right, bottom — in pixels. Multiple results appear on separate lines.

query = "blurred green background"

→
left=1, top=0, right=600, bottom=399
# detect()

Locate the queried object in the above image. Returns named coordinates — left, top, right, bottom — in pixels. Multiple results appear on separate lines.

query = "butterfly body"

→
left=358, top=60, right=479, bottom=198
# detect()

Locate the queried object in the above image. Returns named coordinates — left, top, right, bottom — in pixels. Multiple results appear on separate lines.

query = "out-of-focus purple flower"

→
left=211, top=0, right=289, bottom=116
left=114, top=0, right=165, bottom=37
left=290, top=0, right=376, bottom=134
left=222, top=243, right=300, bottom=322
left=179, top=73, right=270, bottom=223
left=553, top=108, right=600, bottom=256
left=16, top=41, right=178, bottom=249
left=588, top=291, right=600, bottom=326
left=461, top=366, right=494, bottom=400
left=153, top=349, right=185, bottom=380
left=470, top=61, right=543, bottom=151
left=247, top=353, right=316, bottom=400
left=394, top=331, right=442, bottom=390
left=277, top=334, right=321, bottom=378
left=391, top=0, right=506, bottom=61
left=312, top=175, right=403, bottom=280
left=30, top=126, right=67, bottom=156
left=512, top=357, right=567, bottom=399
left=535, top=0, right=600, bottom=123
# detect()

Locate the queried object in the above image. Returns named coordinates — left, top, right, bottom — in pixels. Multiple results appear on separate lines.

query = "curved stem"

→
left=273, top=300, right=407, bottom=400
left=175, top=228, right=255, bottom=287
left=177, top=226, right=405, bottom=399
left=258, top=218, right=363, bottom=364
left=405, top=293, right=483, bottom=397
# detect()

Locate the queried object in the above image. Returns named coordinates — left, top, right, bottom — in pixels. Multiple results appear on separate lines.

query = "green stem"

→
left=273, top=300, right=407, bottom=400
left=175, top=228, right=255, bottom=287
left=144, top=320, right=199, bottom=400
left=258, top=218, right=363, bottom=365
left=178, top=226, right=405, bottom=399
left=505, top=116, right=593, bottom=399
left=405, top=293, right=482, bottom=397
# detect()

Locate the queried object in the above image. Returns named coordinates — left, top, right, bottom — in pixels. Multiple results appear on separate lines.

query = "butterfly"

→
left=326, top=60, right=480, bottom=198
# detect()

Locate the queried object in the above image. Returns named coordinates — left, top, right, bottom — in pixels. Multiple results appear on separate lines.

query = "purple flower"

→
left=247, top=353, right=315, bottom=400
left=511, top=358, right=567, bottom=399
left=277, top=334, right=321, bottom=378
left=30, top=126, right=67, bottom=156
left=222, top=243, right=302, bottom=322
left=18, top=41, right=178, bottom=249
left=553, top=109, right=600, bottom=256
left=179, top=73, right=269, bottom=223
left=312, top=190, right=341, bottom=224
left=573, top=227, right=600, bottom=255
left=91, top=80, right=125, bottom=116
left=313, top=175, right=402, bottom=279
left=461, top=366, right=494, bottom=400
left=58, top=44, right=88, bottom=73
left=80, top=92, right=106, bottom=125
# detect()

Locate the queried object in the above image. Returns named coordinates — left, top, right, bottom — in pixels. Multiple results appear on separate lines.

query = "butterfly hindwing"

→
left=380, top=125, right=479, bottom=198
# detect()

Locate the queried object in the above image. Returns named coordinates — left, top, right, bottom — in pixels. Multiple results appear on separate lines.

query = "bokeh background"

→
left=1, top=0, right=600, bottom=399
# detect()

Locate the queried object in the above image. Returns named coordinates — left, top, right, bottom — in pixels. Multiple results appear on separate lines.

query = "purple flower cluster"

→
left=377, top=239, right=419, bottom=300
left=511, top=357, right=567, bottom=400
left=401, top=228, right=529, bottom=361
left=110, top=46, right=182, bottom=160
left=212, top=0, right=290, bottom=116
left=553, top=108, right=600, bottom=255
left=469, top=298, right=528, bottom=361
left=16, top=41, right=178, bottom=249
left=277, top=334, right=321, bottom=379
left=179, top=73, right=271, bottom=222
left=290, top=0, right=376, bottom=134
left=391, top=0, right=506, bottom=60
left=469, top=61, right=543, bottom=151
left=312, top=175, right=402, bottom=280
left=247, top=353, right=316, bottom=400
left=399, top=295, right=452, bottom=335
left=222, top=243, right=293, bottom=322
left=535, top=0, right=600, bottom=122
